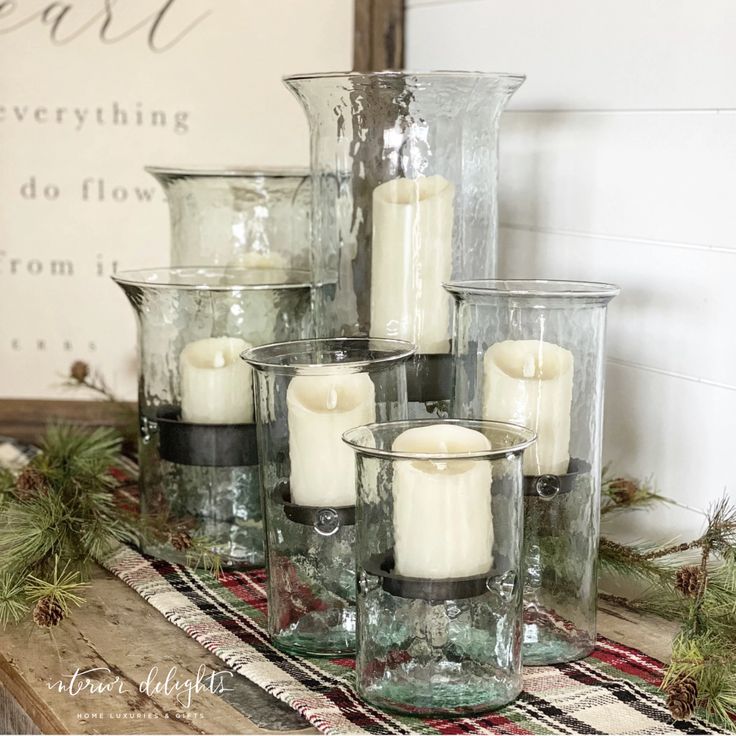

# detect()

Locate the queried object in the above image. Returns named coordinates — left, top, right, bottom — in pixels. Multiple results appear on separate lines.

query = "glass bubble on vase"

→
left=447, top=279, right=620, bottom=664
left=284, top=71, right=524, bottom=418
left=113, top=267, right=313, bottom=569
left=147, top=167, right=310, bottom=270
left=243, top=338, right=414, bottom=656
left=343, top=419, right=535, bottom=714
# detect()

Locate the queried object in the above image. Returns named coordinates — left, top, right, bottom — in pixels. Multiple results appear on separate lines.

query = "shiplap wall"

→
left=407, top=0, right=735, bottom=540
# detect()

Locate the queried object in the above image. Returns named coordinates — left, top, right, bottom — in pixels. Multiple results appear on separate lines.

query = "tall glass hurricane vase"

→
left=147, top=167, right=310, bottom=270
left=284, top=71, right=524, bottom=416
left=243, top=338, right=414, bottom=656
left=113, top=267, right=313, bottom=569
left=447, top=280, right=620, bottom=665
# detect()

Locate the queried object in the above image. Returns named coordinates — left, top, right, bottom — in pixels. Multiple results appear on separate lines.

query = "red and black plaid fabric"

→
left=102, top=546, right=728, bottom=735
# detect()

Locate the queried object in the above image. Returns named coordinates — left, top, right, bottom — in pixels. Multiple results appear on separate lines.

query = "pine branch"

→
left=0, top=573, right=29, bottom=627
left=599, top=537, right=678, bottom=583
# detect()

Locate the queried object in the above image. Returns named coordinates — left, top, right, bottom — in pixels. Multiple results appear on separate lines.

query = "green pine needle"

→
left=26, top=559, right=88, bottom=615
left=185, top=536, right=223, bottom=579
left=0, top=573, right=29, bottom=627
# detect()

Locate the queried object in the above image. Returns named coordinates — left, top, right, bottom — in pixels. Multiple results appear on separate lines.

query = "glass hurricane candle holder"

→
left=147, top=167, right=310, bottom=270
left=446, top=280, right=620, bottom=665
left=113, top=267, right=313, bottom=569
left=342, top=419, right=535, bottom=715
left=284, top=71, right=524, bottom=416
left=243, top=338, right=415, bottom=656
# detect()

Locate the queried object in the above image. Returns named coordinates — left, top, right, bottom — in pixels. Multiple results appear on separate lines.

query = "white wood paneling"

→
left=500, top=111, right=736, bottom=250
left=407, top=0, right=736, bottom=110
left=499, top=226, right=736, bottom=390
left=603, top=362, right=735, bottom=540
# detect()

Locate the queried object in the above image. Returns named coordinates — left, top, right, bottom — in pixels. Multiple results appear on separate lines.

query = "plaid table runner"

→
left=101, top=546, right=726, bottom=735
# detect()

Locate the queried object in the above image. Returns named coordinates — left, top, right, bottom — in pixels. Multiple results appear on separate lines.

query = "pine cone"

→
left=609, top=478, right=638, bottom=505
left=171, top=531, right=193, bottom=551
left=70, top=360, right=89, bottom=383
left=32, top=597, right=64, bottom=628
left=675, top=566, right=701, bottom=597
left=666, top=676, right=698, bottom=721
left=15, top=467, right=47, bottom=498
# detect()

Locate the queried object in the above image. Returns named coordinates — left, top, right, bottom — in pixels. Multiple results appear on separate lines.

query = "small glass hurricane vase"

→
left=147, top=166, right=310, bottom=270
left=447, top=280, right=620, bottom=665
left=243, top=338, right=415, bottom=656
left=113, top=267, right=313, bottom=569
left=342, top=419, right=535, bottom=715
left=284, top=71, right=524, bottom=417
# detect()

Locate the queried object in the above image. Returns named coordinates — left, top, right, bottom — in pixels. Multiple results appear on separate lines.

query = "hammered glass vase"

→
left=343, top=419, right=535, bottom=714
left=113, top=267, right=313, bottom=569
left=243, top=338, right=414, bottom=656
left=147, top=167, right=310, bottom=270
left=284, top=71, right=524, bottom=417
left=447, top=280, right=620, bottom=664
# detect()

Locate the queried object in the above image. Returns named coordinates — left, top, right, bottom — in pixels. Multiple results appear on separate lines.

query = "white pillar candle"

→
left=370, top=175, right=455, bottom=354
left=180, top=337, right=254, bottom=424
left=392, top=424, right=493, bottom=579
left=482, top=340, right=574, bottom=476
left=287, top=373, right=376, bottom=507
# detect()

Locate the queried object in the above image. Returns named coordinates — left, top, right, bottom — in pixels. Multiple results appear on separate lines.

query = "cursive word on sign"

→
left=0, top=0, right=211, bottom=52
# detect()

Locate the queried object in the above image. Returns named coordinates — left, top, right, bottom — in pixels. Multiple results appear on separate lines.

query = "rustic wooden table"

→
left=0, top=564, right=677, bottom=735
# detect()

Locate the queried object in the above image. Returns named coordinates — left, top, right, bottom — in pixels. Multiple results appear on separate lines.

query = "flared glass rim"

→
left=242, top=337, right=416, bottom=375
left=284, top=70, right=526, bottom=86
left=111, top=267, right=313, bottom=291
left=145, top=165, right=309, bottom=180
left=342, top=419, right=537, bottom=461
left=444, top=279, right=620, bottom=301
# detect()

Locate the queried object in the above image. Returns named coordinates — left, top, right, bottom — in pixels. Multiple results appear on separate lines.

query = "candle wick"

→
left=326, top=387, right=339, bottom=410
left=522, top=355, right=537, bottom=379
left=213, top=351, right=226, bottom=369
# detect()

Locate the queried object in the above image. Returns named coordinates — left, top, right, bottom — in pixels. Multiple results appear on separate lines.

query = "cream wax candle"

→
left=180, top=337, right=254, bottom=424
left=392, top=424, right=493, bottom=579
left=370, top=175, right=455, bottom=354
left=482, top=340, right=573, bottom=476
left=287, top=372, right=376, bottom=507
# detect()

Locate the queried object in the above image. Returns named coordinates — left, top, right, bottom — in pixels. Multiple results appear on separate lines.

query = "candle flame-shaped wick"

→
left=326, top=386, right=339, bottom=410
left=522, top=354, right=537, bottom=379
left=213, top=351, right=226, bottom=369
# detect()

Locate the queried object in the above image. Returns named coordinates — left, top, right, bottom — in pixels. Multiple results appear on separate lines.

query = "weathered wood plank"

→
left=353, top=0, right=404, bottom=71
left=0, top=566, right=313, bottom=735
left=0, top=399, right=135, bottom=444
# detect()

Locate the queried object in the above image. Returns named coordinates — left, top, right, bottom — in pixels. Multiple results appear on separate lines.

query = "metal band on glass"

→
left=523, top=457, right=590, bottom=498
left=152, top=407, right=259, bottom=467
left=278, top=482, right=356, bottom=534
left=405, top=353, right=454, bottom=403
left=364, top=551, right=516, bottom=602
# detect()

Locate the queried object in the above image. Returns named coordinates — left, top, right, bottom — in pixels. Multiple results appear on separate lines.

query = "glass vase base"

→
left=522, top=627, right=594, bottom=665
left=272, top=628, right=356, bottom=658
left=141, top=531, right=263, bottom=571
left=359, top=677, right=521, bottom=717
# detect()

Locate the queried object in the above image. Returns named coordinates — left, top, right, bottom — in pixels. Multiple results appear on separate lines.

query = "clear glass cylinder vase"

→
left=446, top=280, right=620, bottom=665
left=342, top=419, right=535, bottom=715
left=113, top=267, right=314, bottom=569
left=147, top=167, right=310, bottom=269
left=284, top=71, right=524, bottom=416
left=243, top=338, right=415, bottom=656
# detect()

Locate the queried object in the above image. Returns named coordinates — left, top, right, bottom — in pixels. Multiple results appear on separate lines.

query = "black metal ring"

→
left=363, top=550, right=510, bottom=601
left=523, top=457, right=591, bottom=497
left=151, top=406, right=259, bottom=468
left=278, top=482, right=356, bottom=530
left=406, top=353, right=454, bottom=404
